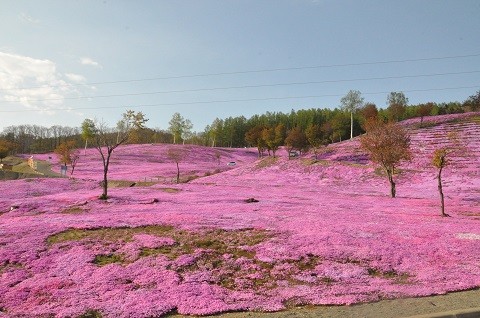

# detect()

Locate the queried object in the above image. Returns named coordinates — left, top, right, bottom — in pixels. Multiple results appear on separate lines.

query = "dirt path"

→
left=168, top=289, right=480, bottom=318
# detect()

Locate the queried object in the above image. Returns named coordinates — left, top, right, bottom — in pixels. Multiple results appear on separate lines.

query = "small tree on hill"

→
left=83, top=110, right=148, bottom=200
left=417, top=103, right=434, bottom=126
left=360, top=120, right=411, bottom=198
left=214, top=150, right=221, bottom=165
left=167, top=147, right=186, bottom=183
left=432, top=148, right=449, bottom=217
left=285, top=126, right=308, bottom=159
left=432, top=132, right=467, bottom=217
left=54, top=140, right=80, bottom=175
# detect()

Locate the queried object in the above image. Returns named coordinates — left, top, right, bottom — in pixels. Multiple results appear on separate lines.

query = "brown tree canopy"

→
left=0, top=139, right=17, bottom=162
left=285, top=126, right=308, bottom=156
left=386, top=92, right=409, bottom=122
left=262, top=124, right=285, bottom=157
left=361, top=103, right=379, bottom=121
left=360, top=121, right=411, bottom=198
left=54, top=140, right=77, bottom=165
left=245, top=125, right=266, bottom=157
left=416, top=103, right=434, bottom=124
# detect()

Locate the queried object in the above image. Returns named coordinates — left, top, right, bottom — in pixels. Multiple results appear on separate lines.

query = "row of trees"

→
left=206, top=90, right=478, bottom=148
left=1, top=90, right=478, bottom=159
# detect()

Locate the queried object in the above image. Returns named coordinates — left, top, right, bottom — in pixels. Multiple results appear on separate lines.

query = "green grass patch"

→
left=47, top=225, right=176, bottom=245
left=255, top=156, right=278, bottom=169
left=93, top=254, right=124, bottom=266
left=139, top=243, right=191, bottom=260
left=47, top=225, right=352, bottom=293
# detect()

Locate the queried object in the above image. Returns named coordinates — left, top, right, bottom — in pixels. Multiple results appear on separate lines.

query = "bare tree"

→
left=82, top=110, right=148, bottom=199
left=432, top=132, right=466, bottom=217
left=214, top=150, right=221, bottom=165
left=167, top=147, right=186, bottom=183
left=360, top=120, right=411, bottom=198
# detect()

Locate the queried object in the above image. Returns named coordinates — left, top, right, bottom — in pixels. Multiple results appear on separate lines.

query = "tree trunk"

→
left=84, top=139, right=88, bottom=156
left=175, top=161, right=180, bottom=184
left=100, top=149, right=111, bottom=200
left=387, top=171, right=396, bottom=198
left=438, top=166, right=447, bottom=217
left=350, top=111, right=353, bottom=139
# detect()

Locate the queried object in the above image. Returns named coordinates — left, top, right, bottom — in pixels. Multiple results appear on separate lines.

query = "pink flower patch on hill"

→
left=0, top=113, right=479, bottom=317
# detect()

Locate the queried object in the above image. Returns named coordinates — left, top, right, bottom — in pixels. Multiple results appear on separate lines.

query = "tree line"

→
left=1, top=90, right=479, bottom=158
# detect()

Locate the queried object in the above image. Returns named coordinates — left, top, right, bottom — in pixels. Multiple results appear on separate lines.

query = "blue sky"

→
left=1, top=0, right=479, bottom=132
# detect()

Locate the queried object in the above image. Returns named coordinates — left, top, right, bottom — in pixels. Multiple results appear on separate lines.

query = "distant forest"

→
left=1, top=90, right=479, bottom=155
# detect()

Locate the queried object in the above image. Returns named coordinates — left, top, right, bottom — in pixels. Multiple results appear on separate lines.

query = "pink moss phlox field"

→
left=0, top=113, right=479, bottom=317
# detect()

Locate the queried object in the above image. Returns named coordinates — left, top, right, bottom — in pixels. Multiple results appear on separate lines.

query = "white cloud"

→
left=18, top=12, right=40, bottom=24
left=65, top=73, right=87, bottom=83
left=80, top=57, right=102, bottom=68
left=0, top=52, right=90, bottom=112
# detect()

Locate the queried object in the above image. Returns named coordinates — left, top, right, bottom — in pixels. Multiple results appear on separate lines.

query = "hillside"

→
left=33, top=143, right=259, bottom=183
left=0, top=113, right=479, bottom=318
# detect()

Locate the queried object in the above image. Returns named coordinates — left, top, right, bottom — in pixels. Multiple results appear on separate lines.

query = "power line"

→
left=1, top=52, right=479, bottom=91
left=2, top=70, right=479, bottom=103
left=1, top=85, right=478, bottom=113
